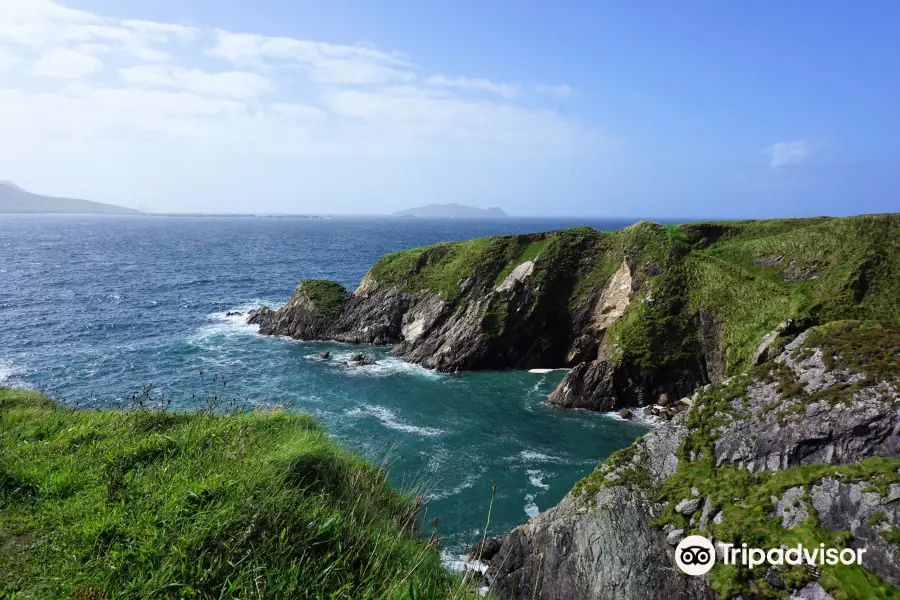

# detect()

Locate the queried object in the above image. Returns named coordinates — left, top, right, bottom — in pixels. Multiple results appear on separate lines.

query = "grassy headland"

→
left=363, top=213, right=899, bottom=376
left=0, top=389, right=478, bottom=599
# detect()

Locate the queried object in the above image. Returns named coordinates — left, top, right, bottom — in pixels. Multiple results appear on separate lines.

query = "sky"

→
left=0, top=0, right=898, bottom=217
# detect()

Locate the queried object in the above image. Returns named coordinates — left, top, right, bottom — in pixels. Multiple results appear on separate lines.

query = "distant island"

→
left=394, top=203, right=507, bottom=218
left=0, top=181, right=141, bottom=215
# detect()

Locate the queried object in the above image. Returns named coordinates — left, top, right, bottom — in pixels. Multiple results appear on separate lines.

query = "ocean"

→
left=0, top=214, right=652, bottom=563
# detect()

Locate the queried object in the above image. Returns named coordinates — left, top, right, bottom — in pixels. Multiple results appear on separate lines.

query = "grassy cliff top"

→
left=363, top=213, right=900, bottom=375
left=0, top=389, right=474, bottom=599
left=295, top=278, right=350, bottom=318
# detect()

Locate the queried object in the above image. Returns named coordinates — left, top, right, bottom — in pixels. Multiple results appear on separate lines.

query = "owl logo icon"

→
left=675, top=536, right=716, bottom=575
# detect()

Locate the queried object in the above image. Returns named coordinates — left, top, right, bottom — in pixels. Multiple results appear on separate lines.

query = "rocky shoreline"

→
left=248, top=214, right=900, bottom=598
left=482, top=322, right=900, bottom=599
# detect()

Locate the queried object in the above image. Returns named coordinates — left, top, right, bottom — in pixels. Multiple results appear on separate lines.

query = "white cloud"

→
left=0, top=0, right=196, bottom=61
left=207, top=31, right=411, bottom=68
left=32, top=48, right=103, bottom=79
left=0, top=47, right=20, bottom=71
left=0, top=0, right=596, bottom=212
left=425, top=74, right=520, bottom=99
left=764, top=140, right=819, bottom=168
left=119, top=66, right=275, bottom=100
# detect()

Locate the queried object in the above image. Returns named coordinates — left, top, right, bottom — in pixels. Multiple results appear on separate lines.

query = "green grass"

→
left=0, top=389, right=481, bottom=600
left=296, top=279, right=349, bottom=318
left=683, top=213, right=900, bottom=375
left=645, top=321, right=900, bottom=599
left=367, top=228, right=604, bottom=305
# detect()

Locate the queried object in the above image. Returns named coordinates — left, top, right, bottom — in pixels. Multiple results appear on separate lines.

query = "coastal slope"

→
left=486, top=320, right=900, bottom=599
left=250, top=213, right=900, bottom=412
left=0, top=388, right=470, bottom=599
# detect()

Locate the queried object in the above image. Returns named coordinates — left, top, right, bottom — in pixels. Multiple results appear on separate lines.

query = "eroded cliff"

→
left=251, top=214, right=900, bottom=412
left=485, top=320, right=900, bottom=599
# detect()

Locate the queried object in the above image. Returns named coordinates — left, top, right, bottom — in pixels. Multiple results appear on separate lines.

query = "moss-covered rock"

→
left=487, top=321, right=900, bottom=599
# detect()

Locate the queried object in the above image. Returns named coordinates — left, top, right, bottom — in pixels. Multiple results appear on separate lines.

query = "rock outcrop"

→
left=252, top=214, right=900, bottom=413
left=485, top=321, right=900, bottom=599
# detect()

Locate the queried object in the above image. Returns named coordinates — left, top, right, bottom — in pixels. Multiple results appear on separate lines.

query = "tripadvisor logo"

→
left=675, top=535, right=867, bottom=576
left=675, top=536, right=716, bottom=575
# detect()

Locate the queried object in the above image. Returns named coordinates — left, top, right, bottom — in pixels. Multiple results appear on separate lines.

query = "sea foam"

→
left=350, top=404, right=445, bottom=437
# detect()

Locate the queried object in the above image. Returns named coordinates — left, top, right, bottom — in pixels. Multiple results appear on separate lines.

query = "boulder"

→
left=468, top=537, right=502, bottom=562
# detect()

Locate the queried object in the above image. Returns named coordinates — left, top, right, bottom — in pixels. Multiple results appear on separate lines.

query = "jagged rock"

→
left=619, top=409, right=633, bottom=420
left=487, top=322, right=900, bottom=599
left=485, top=416, right=713, bottom=600
left=808, top=478, right=900, bottom=587
left=665, top=528, right=684, bottom=546
left=713, top=331, right=900, bottom=473
left=247, top=306, right=275, bottom=326
left=546, top=358, right=704, bottom=412
left=350, top=353, right=376, bottom=366
left=225, top=311, right=243, bottom=317
left=469, top=537, right=502, bottom=562
left=769, top=486, right=809, bottom=529
left=765, top=566, right=786, bottom=589
left=790, top=582, right=834, bottom=600
left=675, top=498, right=700, bottom=515
left=698, top=496, right=713, bottom=531
left=318, top=351, right=330, bottom=360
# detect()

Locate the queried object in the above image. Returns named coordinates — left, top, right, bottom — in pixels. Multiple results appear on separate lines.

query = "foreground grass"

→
left=0, top=389, right=479, bottom=599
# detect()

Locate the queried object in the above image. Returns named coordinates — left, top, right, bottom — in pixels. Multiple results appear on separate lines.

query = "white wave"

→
left=350, top=404, right=445, bottom=437
left=331, top=351, right=442, bottom=380
left=189, top=300, right=273, bottom=345
left=440, top=550, right=489, bottom=575
left=519, top=449, right=562, bottom=463
left=526, top=469, right=550, bottom=490
left=426, top=446, right=450, bottom=472
left=0, top=361, right=22, bottom=384
left=524, top=494, right=540, bottom=518
left=428, top=472, right=479, bottom=501
left=603, top=409, right=661, bottom=428
left=527, top=368, right=570, bottom=374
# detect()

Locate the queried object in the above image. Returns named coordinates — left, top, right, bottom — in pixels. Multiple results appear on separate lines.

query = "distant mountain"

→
left=0, top=181, right=140, bottom=215
left=394, top=203, right=508, bottom=218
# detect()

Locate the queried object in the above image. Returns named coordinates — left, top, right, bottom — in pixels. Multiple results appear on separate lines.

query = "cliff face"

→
left=251, top=214, right=900, bottom=411
left=485, top=320, right=900, bottom=599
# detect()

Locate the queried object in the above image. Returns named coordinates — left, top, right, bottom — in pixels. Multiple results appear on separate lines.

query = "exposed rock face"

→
left=252, top=214, right=900, bottom=413
left=546, top=356, right=706, bottom=412
left=487, top=415, right=714, bottom=600
left=714, top=330, right=900, bottom=473
left=250, top=229, right=611, bottom=371
left=486, top=321, right=900, bottom=599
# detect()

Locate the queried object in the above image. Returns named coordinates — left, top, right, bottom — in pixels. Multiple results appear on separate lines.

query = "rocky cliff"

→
left=251, top=214, right=900, bottom=412
left=484, top=320, right=900, bottom=599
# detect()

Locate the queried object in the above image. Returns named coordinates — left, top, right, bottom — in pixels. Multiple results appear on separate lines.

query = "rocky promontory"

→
left=251, top=214, right=900, bottom=413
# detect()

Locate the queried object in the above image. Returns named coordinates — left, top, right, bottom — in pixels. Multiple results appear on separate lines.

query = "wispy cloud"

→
left=764, top=140, right=820, bottom=168
left=0, top=1, right=590, bottom=159
left=425, top=74, right=520, bottom=99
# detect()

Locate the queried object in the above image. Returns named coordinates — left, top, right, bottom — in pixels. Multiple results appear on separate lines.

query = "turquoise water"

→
left=0, top=215, right=650, bottom=561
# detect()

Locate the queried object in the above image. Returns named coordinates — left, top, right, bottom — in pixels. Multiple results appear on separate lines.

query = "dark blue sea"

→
left=0, top=215, right=652, bottom=565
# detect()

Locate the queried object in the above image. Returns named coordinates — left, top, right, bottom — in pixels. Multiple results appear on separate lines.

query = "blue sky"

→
left=0, top=0, right=898, bottom=217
